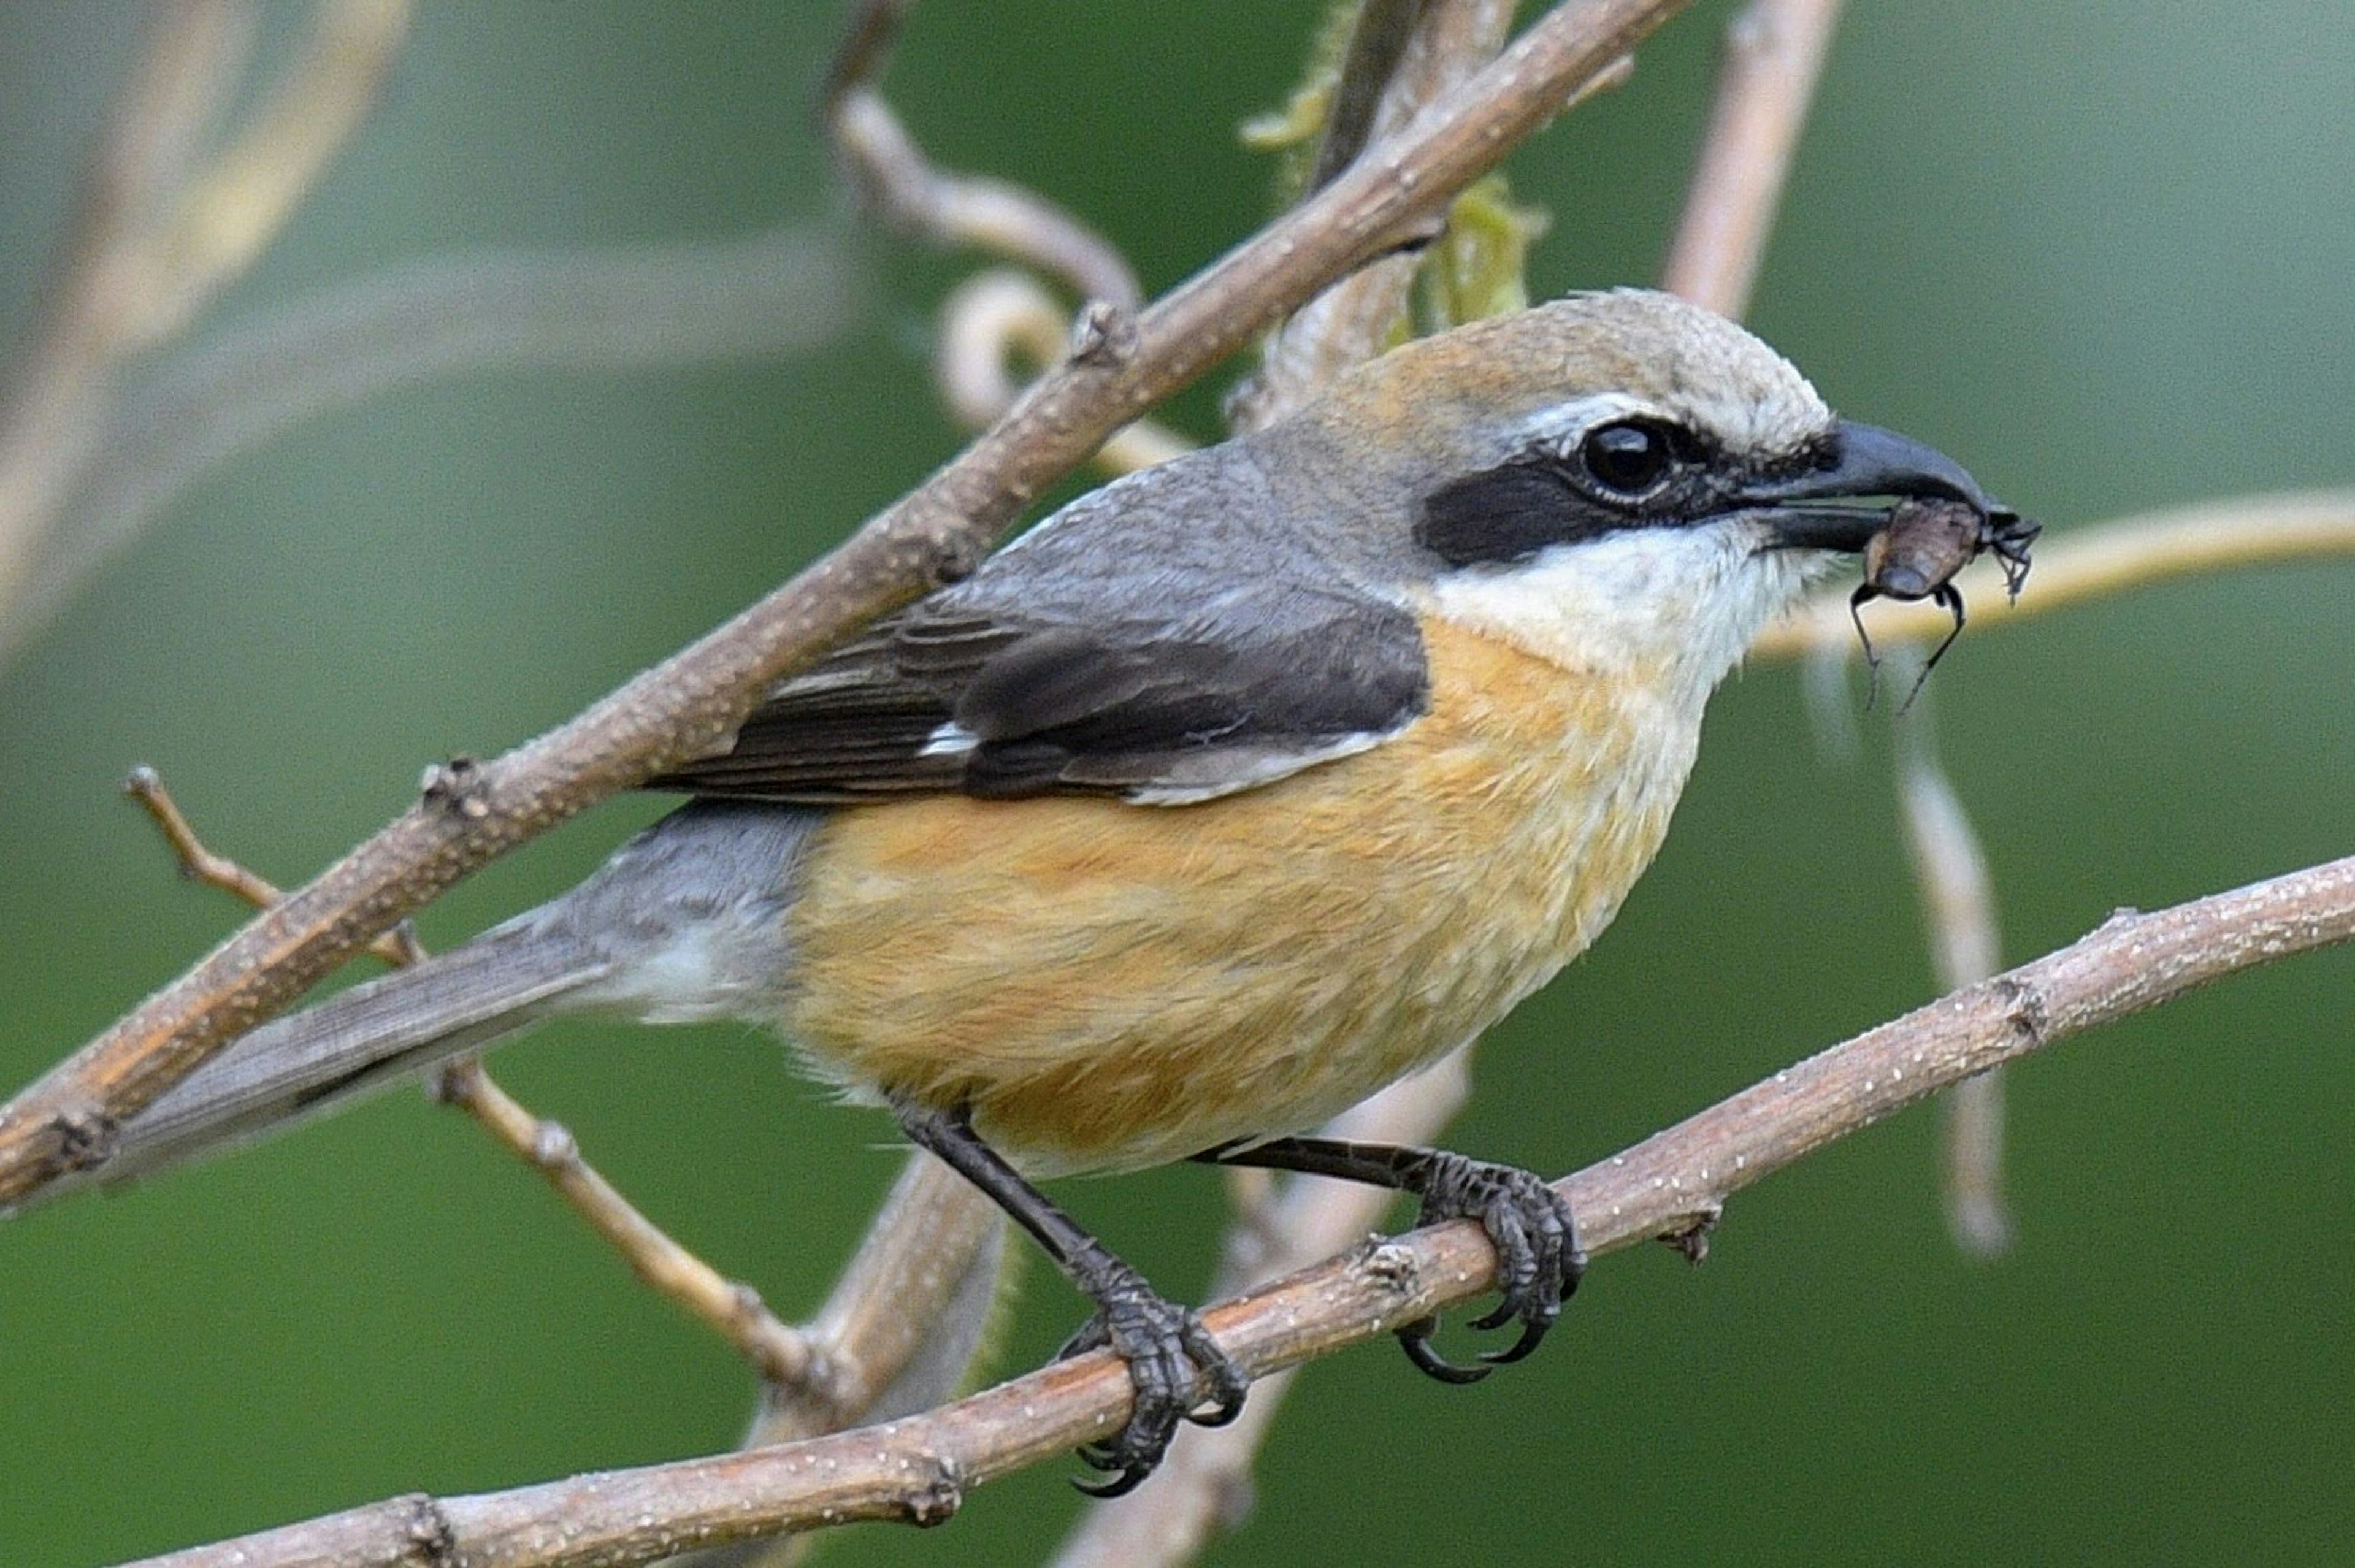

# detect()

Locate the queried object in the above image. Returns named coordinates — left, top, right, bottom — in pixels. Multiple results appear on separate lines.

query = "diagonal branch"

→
left=0, top=0, right=1704, bottom=1214
left=124, top=849, right=2355, bottom=1568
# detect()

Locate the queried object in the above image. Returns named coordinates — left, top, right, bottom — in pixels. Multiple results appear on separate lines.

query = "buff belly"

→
left=783, top=617, right=1697, bottom=1175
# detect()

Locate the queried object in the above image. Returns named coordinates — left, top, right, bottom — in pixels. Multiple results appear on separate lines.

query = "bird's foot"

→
left=1058, top=1261, right=1247, bottom=1497
left=1394, top=1153, right=1584, bottom=1382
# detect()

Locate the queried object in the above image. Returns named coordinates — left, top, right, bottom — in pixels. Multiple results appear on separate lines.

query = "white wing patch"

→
left=917, top=721, right=979, bottom=758
left=1123, top=728, right=1393, bottom=806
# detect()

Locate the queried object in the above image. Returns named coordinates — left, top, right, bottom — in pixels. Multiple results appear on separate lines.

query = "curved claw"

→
left=1478, top=1314, right=1552, bottom=1366
left=1396, top=1315, right=1492, bottom=1385
left=1409, top=1155, right=1585, bottom=1374
left=1060, top=1275, right=1249, bottom=1495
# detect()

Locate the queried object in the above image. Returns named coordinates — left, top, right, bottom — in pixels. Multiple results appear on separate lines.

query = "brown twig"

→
left=1658, top=0, right=1844, bottom=318
left=0, top=0, right=1704, bottom=1213
left=124, top=848, right=2355, bottom=1568
left=748, top=1154, right=1008, bottom=1442
left=124, top=766, right=423, bottom=970
left=821, top=0, right=1141, bottom=310
left=430, top=1063, right=823, bottom=1390
left=1753, top=488, right=2355, bottom=659
left=123, top=765, right=823, bottom=1390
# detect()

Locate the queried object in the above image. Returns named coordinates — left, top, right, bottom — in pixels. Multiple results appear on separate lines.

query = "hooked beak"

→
left=1739, top=420, right=2018, bottom=553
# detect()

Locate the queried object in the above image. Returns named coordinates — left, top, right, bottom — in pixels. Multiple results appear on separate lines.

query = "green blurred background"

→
left=2, top=2, right=2350, bottom=1562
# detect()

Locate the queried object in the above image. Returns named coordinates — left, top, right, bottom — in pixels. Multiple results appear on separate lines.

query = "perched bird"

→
left=59, top=289, right=2020, bottom=1491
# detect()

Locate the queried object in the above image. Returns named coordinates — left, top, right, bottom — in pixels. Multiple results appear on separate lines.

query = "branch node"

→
left=399, top=1490, right=459, bottom=1567
left=902, top=1458, right=964, bottom=1528
left=1658, top=1204, right=1722, bottom=1264
left=727, top=1280, right=772, bottom=1328
left=1068, top=299, right=1137, bottom=369
left=1995, top=977, right=2050, bottom=1052
left=529, top=1119, right=578, bottom=1170
left=47, top=1098, right=118, bottom=1174
left=418, top=755, right=490, bottom=819
left=1358, top=1236, right=1422, bottom=1306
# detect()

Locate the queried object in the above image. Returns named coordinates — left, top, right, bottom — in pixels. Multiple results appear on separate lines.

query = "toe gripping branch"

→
left=894, top=1100, right=1248, bottom=1497
left=1201, top=1138, right=1585, bottom=1383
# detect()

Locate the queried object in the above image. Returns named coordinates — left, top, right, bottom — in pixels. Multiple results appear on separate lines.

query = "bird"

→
left=46, top=288, right=2020, bottom=1493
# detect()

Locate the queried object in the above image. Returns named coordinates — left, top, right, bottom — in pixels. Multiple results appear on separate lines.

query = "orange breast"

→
left=784, top=616, right=1697, bottom=1174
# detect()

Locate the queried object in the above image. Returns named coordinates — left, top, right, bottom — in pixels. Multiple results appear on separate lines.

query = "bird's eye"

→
left=1578, top=419, right=1677, bottom=500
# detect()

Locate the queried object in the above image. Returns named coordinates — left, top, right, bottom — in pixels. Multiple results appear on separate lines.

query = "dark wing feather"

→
left=650, top=587, right=1428, bottom=805
left=650, top=447, right=1433, bottom=805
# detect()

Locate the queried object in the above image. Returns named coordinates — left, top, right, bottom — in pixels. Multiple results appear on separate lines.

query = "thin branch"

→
left=430, top=1063, right=823, bottom=1390
left=1896, top=719, right=2014, bottom=1258
left=123, top=767, right=824, bottom=1391
left=1754, top=488, right=2355, bottom=659
left=124, top=767, right=420, bottom=971
left=1658, top=0, right=1843, bottom=318
left=0, top=0, right=1704, bottom=1214
left=654, top=1159, right=1009, bottom=1568
left=126, top=849, right=2355, bottom=1568
left=750, top=1154, right=1008, bottom=1441
left=139, top=772, right=1003, bottom=1568
left=822, top=0, right=1141, bottom=309
left=1305, top=0, right=1438, bottom=193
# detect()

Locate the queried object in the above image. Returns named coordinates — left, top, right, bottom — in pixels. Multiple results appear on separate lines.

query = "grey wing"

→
left=652, top=465, right=1431, bottom=805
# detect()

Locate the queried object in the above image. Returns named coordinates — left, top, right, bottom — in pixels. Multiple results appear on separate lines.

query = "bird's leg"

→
left=1198, top=1137, right=1583, bottom=1382
left=893, top=1098, right=1247, bottom=1496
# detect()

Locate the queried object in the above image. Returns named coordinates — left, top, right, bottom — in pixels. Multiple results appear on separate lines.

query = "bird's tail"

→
left=35, top=800, right=816, bottom=1206
left=82, top=917, right=610, bottom=1195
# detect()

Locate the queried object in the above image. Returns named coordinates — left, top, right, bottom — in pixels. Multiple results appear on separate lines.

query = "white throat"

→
left=1422, top=521, right=1821, bottom=713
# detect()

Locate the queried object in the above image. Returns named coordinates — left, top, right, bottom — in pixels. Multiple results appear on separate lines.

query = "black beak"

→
left=1739, top=420, right=2017, bottom=553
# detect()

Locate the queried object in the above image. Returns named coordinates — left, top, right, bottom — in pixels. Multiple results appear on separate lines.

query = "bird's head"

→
left=1283, top=289, right=2019, bottom=693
